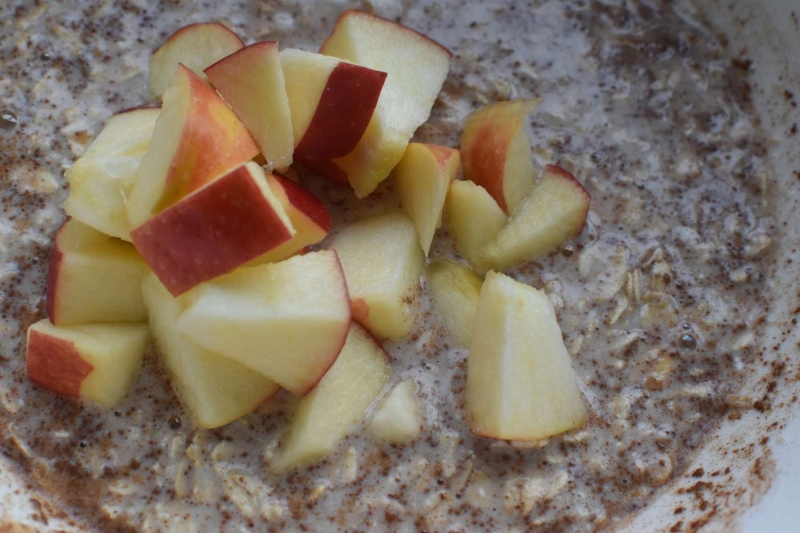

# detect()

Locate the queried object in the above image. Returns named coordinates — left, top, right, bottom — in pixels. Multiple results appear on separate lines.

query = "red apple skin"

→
left=132, top=165, right=294, bottom=296
left=294, top=62, right=387, bottom=163
left=295, top=251, right=353, bottom=396
left=27, top=329, right=93, bottom=398
left=351, top=298, right=371, bottom=330
left=544, top=164, right=591, bottom=233
left=461, top=120, right=513, bottom=213
left=158, top=67, right=260, bottom=211
left=272, top=174, right=332, bottom=232
left=44, top=221, right=66, bottom=324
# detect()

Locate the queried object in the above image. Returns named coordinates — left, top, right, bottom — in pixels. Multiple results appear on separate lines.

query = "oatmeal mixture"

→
left=0, top=0, right=778, bottom=532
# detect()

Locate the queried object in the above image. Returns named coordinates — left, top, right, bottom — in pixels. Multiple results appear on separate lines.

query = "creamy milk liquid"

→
left=0, top=0, right=778, bottom=531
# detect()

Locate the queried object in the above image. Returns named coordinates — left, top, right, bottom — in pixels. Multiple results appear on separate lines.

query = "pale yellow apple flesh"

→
left=141, top=273, right=279, bottom=429
left=446, top=180, right=507, bottom=272
left=149, top=22, right=244, bottom=99
left=64, top=108, right=159, bottom=241
left=272, top=322, right=390, bottom=471
left=483, top=165, right=591, bottom=270
left=461, top=98, right=540, bottom=214
left=127, top=65, right=259, bottom=228
left=366, top=380, right=421, bottom=444
left=466, top=272, right=587, bottom=441
left=328, top=210, right=424, bottom=340
left=394, top=143, right=460, bottom=255
left=177, top=251, right=351, bottom=396
left=320, top=10, right=452, bottom=197
left=205, top=41, right=294, bottom=171
left=46, top=219, right=149, bottom=326
left=280, top=48, right=338, bottom=145
left=26, top=319, right=150, bottom=408
left=425, top=258, right=483, bottom=350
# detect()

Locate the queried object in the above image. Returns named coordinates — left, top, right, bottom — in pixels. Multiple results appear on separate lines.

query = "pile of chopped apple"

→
left=26, top=11, right=594, bottom=470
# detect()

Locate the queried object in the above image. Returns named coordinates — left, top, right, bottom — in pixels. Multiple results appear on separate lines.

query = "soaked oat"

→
left=0, top=0, right=778, bottom=532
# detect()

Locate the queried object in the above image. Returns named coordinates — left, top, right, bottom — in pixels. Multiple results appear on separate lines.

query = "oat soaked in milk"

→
left=0, top=0, right=776, bottom=531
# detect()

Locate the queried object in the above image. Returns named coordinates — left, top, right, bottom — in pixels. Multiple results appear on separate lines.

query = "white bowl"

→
left=620, top=0, right=800, bottom=531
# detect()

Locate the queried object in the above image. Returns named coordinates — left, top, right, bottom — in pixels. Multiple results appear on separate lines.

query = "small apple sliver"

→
left=64, top=108, right=160, bottom=242
left=483, top=165, right=591, bottom=270
left=328, top=210, right=425, bottom=340
left=26, top=319, right=150, bottom=408
left=425, top=258, right=482, bottom=349
left=461, top=98, right=540, bottom=214
left=142, top=273, right=280, bottom=429
left=272, top=322, right=391, bottom=471
left=446, top=180, right=507, bottom=273
left=466, top=271, right=587, bottom=441
left=395, top=143, right=460, bottom=256
left=149, top=22, right=244, bottom=99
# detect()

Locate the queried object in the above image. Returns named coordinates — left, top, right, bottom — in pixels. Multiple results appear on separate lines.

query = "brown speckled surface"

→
left=0, top=0, right=798, bottom=532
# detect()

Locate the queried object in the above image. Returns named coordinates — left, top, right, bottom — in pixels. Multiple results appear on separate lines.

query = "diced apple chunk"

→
left=328, top=210, right=424, bottom=340
left=149, top=22, right=244, bottom=98
left=395, top=143, right=460, bottom=255
left=64, top=108, right=159, bottom=241
left=272, top=323, right=390, bottom=471
left=128, top=65, right=259, bottom=228
left=26, top=319, right=149, bottom=408
left=320, top=10, right=452, bottom=197
left=425, top=258, right=482, bottom=349
left=446, top=180, right=507, bottom=271
left=249, top=173, right=331, bottom=265
left=280, top=48, right=386, bottom=173
left=366, top=380, right=421, bottom=444
left=177, top=251, right=351, bottom=396
left=466, top=272, right=587, bottom=441
left=205, top=42, right=294, bottom=170
left=483, top=165, right=591, bottom=270
left=46, top=219, right=149, bottom=326
left=461, top=99, right=539, bottom=214
left=131, top=162, right=295, bottom=296
left=141, top=273, right=279, bottom=429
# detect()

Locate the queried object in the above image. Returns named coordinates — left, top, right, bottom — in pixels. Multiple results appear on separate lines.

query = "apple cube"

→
left=46, top=219, right=149, bottom=326
left=127, top=65, right=259, bottom=228
left=149, top=22, right=244, bottom=98
left=425, top=258, right=482, bottom=350
left=483, top=165, right=591, bottom=270
left=26, top=319, right=149, bottom=408
left=141, top=273, right=279, bottom=429
left=131, top=162, right=295, bottom=296
left=64, top=108, right=159, bottom=241
left=249, top=173, right=331, bottom=265
left=366, top=380, right=421, bottom=444
left=280, top=48, right=386, bottom=183
left=320, top=10, right=452, bottom=197
left=177, top=251, right=351, bottom=396
left=395, top=143, right=460, bottom=255
left=328, top=210, right=424, bottom=340
left=466, top=271, right=587, bottom=441
left=446, top=180, right=507, bottom=272
left=461, top=99, right=539, bottom=214
left=272, top=322, right=390, bottom=471
left=205, top=42, right=294, bottom=171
